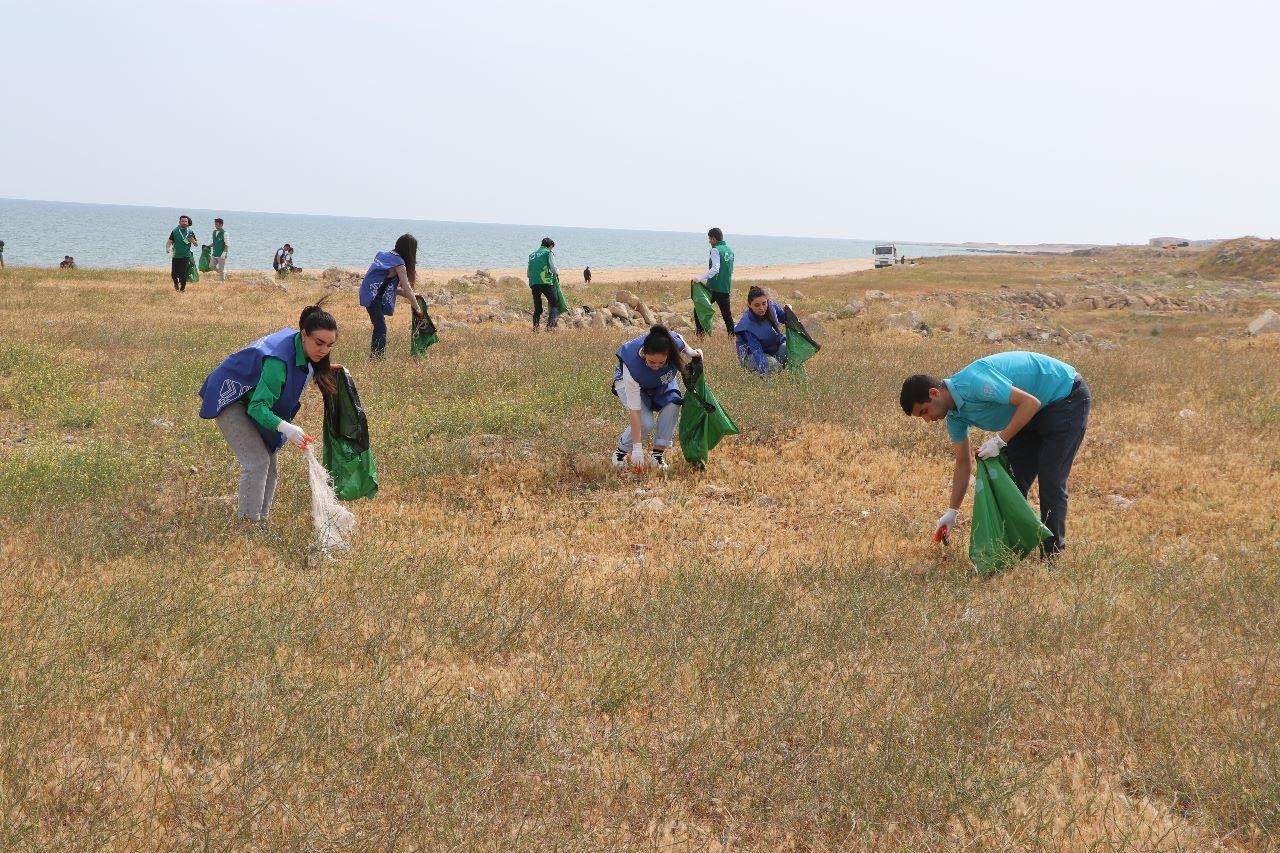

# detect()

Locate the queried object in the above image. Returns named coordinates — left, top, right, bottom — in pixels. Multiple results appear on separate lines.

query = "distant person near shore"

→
left=210, top=218, right=229, bottom=282
left=900, top=351, right=1091, bottom=557
left=60, top=255, right=77, bottom=269
left=527, top=237, right=561, bottom=331
left=358, top=234, right=422, bottom=358
left=0, top=239, right=6, bottom=268
left=273, top=244, right=296, bottom=276
left=691, top=227, right=735, bottom=337
left=583, top=265, right=592, bottom=284
left=165, top=215, right=199, bottom=291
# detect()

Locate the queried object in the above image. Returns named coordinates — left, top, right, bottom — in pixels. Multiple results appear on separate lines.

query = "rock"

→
left=608, top=301, right=633, bottom=321
left=984, top=329, right=1003, bottom=343
left=590, top=310, right=607, bottom=329
left=802, top=316, right=828, bottom=338
left=882, top=310, right=924, bottom=330
left=809, top=310, right=836, bottom=322
left=792, top=290, right=807, bottom=299
left=836, top=300, right=865, bottom=319
left=637, top=497, right=666, bottom=512
left=1247, top=309, right=1280, bottom=336
left=635, top=302, right=657, bottom=325
left=1106, top=494, right=1134, bottom=510
left=667, top=314, right=694, bottom=331
left=1178, top=409, right=1197, bottom=419
left=497, top=276, right=524, bottom=288
left=865, top=289, right=892, bottom=301
left=433, top=290, right=456, bottom=305
left=615, top=290, right=642, bottom=309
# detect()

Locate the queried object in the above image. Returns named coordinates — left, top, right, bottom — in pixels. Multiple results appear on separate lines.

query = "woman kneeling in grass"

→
left=611, top=325, right=702, bottom=473
left=198, top=302, right=338, bottom=521
left=734, top=286, right=791, bottom=374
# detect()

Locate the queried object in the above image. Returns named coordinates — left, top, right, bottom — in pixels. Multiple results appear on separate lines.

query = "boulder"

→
left=802, top=316, right=828, bottom=338
left=615, top=290, right=642, bottom=309
left=635, top=302, right=658, bottom=325
left=809, top=310, right=836, bottom=322
left=590, top=310, right=608, bottom=329
left=1247, top=309, right=1280, bottom=336
left=608, top=301, right=633, bottom=321
left=836, top=300, right=865, bottom=319
left=882, top=310, right=924, bottom=330
left=865, top=289, right=892, bottom=301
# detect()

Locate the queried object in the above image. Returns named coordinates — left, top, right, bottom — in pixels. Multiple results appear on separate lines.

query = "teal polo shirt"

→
left=944, top=351, right=1079, bottom=443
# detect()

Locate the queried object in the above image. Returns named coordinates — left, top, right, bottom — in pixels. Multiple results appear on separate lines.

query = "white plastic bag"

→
left=304, top=444, right=356, bottom=552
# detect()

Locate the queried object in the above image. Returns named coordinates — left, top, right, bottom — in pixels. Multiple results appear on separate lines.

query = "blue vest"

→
left=733, top=301, right=785, bottom=354
left=198, top=328, right=311, bottom=452
left=613, top=333, right=686, bottom=409
left=359, top=250, right=405, bottom=316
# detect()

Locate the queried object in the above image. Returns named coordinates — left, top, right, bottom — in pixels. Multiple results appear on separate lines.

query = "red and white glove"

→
left=277, top=421, right=313, bottom=449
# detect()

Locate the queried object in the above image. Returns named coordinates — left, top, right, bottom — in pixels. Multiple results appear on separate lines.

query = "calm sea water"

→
left=0, top=197, right=964, bottom=271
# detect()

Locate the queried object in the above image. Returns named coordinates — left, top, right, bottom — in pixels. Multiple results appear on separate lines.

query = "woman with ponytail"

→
left=611, top=324, right=703, bottom=473
left=734, top=286, right=791, bottom=374
left=198, top=300, right=339, bottom=521
left=359, top=233, right=422, bottom=358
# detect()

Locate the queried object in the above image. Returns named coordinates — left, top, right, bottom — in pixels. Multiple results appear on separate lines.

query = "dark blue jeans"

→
left=1005, top=378, right=1092, bottom=555
left=367, top=305, right=388, bottom=358
left=531, top=284, right=559, bottom=328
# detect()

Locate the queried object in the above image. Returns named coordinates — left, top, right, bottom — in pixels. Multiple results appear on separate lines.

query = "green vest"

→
left=171, top=227, right=195, bottom=260
left=708, top=241, right=734, bottom=294
left=527, top=246, right=557, bottom=286
left=212, top=228, right=227, bottom=256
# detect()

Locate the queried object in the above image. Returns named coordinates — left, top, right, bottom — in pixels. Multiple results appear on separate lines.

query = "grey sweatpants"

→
left=617, top=400, right=680, bottom=450
left=215, top=402, right=279, bottom=521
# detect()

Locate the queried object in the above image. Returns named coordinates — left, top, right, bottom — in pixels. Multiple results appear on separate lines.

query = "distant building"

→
left=1149, top=237, right=1191, bottom=246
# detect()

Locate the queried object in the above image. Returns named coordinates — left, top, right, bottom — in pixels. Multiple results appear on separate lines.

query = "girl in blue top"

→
left=611, top=325, right=703, bottom=473
left=199, top=302, right=339, bottom=521
left=734, top=286, right=792, bottom=374
left=359, top=233, right=423, bottom=358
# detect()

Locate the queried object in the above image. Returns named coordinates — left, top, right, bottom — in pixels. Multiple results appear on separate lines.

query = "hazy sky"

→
left=2, top=0, right=1277, bottom=244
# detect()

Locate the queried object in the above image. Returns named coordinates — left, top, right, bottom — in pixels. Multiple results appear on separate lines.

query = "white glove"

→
left=277, top=420, right=312, bottom=448
left=688, top=348, right=704, bottom=359
left=934, top=509, right=958, bottom=541
left=630, top=445, right=645, bottom=471
left=977, top=434, right=1006, bottom=459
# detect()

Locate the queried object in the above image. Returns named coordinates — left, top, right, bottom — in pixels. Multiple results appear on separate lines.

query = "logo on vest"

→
left=218, top=378, right=248, bottom=408
left=660, top=371, right=675, bottom=384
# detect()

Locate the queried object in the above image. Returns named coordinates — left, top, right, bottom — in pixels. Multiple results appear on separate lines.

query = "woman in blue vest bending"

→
left=198, top=302, right=339, bottom=521
left=359, top=233, right=422, bottom=358
left=734, top=286, right=792, bottom=374
left=611, top=325, right=702, bottom=473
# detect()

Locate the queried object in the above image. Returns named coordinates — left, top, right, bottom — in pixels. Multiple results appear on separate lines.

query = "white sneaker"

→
left=650, top=450, right=669, bottom=473
left=611, top=448, right=627, bottom=468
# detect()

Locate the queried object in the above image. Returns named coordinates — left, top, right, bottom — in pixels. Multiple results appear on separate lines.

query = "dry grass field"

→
left=1, top=249, right=1278, bottom=849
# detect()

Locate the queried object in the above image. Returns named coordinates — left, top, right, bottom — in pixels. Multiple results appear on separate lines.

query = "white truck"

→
left=873, top=243, right=897, bottom=268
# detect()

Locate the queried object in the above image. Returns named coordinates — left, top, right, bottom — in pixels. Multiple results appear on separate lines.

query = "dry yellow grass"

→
left=0, top=255, right=1277, bottom=849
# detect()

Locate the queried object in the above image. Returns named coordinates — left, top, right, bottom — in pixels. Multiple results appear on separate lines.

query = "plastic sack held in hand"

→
left=677, top=355, right=739, bottom=469
left=969, top=454, right=1052, bottom=577
left=322, top=365, right=379, bottom=500
left=783, top=305, right=820, bottom=377
left=410, top=294, right=438, bottom=357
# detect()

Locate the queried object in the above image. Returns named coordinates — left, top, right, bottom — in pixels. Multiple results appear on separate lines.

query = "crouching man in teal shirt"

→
left=900, top=350, right=1092, bottom=556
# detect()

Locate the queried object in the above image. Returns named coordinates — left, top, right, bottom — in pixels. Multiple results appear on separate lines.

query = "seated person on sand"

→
left=734, top=286, right=792, bottom=374
left=59, top=255, right=77, bottom=269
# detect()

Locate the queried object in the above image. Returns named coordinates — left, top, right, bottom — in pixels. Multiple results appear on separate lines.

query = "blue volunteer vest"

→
left=733, top=301, right=785, bottom=354
left=613, top=333, right=686, bottom=409
left=198, top=328, right=312, bottom=452
left=359, top=250, right=405, bottom=316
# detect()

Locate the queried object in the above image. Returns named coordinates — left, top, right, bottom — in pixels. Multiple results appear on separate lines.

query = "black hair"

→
left=179, top=214, right=192, bottom=225
left=746, top=285, right=768, bottom=304
left=708, top=227, right=723, bottom=242
left=393, top=233, right=418, bottom=287
left=900, top=374, right=944, bottom=414
left=541, top=237, right=555, bottom=249
left=746, top=285, right=780, bottom=331
left=300, top=296, right=339, bottom=397
left=214, top=218, right=223, bottom=225
left=641, top=324, right=685, bottom=372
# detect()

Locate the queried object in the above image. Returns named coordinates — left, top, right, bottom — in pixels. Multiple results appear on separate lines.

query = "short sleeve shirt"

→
left=170, top=227, right=195, bottom=260
left=944, top=351, right=1079, bottom=443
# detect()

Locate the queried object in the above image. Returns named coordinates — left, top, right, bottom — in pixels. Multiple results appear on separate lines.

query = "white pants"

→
left=212, top=253, right=227, bottom=281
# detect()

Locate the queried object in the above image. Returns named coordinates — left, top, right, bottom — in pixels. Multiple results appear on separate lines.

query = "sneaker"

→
left=611, top=448, right=627, bottom=468
left=650, top=450, right=669, bottom=473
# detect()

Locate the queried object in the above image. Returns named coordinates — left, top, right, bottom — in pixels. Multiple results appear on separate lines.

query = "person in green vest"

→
left=165, top=214, right=199, bottom=292
left=527, top=236, right=561, bottom=331
left=690, top=227, right=735, bottom=336
left=210, top=218, right=230, bottom=282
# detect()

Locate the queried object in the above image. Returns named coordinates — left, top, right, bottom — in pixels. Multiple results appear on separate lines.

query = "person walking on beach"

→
left=691, top=227, right=735, bottom=336
left=358, top=233, right=422, bottom=358
left=610, top=324, right=702, bottom=473
left=583, top=265, right=592, bottom=284
left=734, top=286, right=791, bottom=374
left=210, top=218, right=229, bottom=282
left=0, top=240, right=6, bottom=268
left=166, top=214, right=199, bottom=291
left=899, top=350, right=1092, bottom=557
left=198, top=301, right=339, bottom=522
left=527, top=237, right=561, bottom=331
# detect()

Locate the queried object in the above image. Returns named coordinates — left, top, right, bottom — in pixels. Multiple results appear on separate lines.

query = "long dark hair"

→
left=747, top=285, right=781, bottom=332
left=642, top=324, right=685, bottom=372
left=394, top=233, right=418, bottom=287
left=300, top=297, right=338, bottom=397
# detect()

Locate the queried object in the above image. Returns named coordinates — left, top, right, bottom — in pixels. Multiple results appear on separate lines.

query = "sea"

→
left=0, top=197, right=967, bottom=271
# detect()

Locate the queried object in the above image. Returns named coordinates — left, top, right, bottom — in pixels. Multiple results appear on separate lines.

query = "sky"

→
left=2, top=0, right=1277, bottom=245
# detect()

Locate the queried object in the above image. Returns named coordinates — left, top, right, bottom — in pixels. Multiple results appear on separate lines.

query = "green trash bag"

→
left=187, top=254, right=200, bottom=283
left=969, top=454, right=1052, bottom=577
left=691, top=282, right=715, bottom=334
left=410, top=295, right=438, bottom=357
left=198, top=244, right=212, bottom=273
left=678, top=356, right=739, bottom=468
left=322, top=366, right=379, bottom=501
left=783, top=306, right=821, bottom=377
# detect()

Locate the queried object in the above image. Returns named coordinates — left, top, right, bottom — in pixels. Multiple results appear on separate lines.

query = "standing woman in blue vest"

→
left=611, top=324, right=703, bottom=473
left=359, top=233, right=422, bottom=358
left=198, top=302, right=339, bottom=521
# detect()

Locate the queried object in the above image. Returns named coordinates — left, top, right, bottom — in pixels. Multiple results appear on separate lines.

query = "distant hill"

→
left=1193, top=236, right=1280, bottom=280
